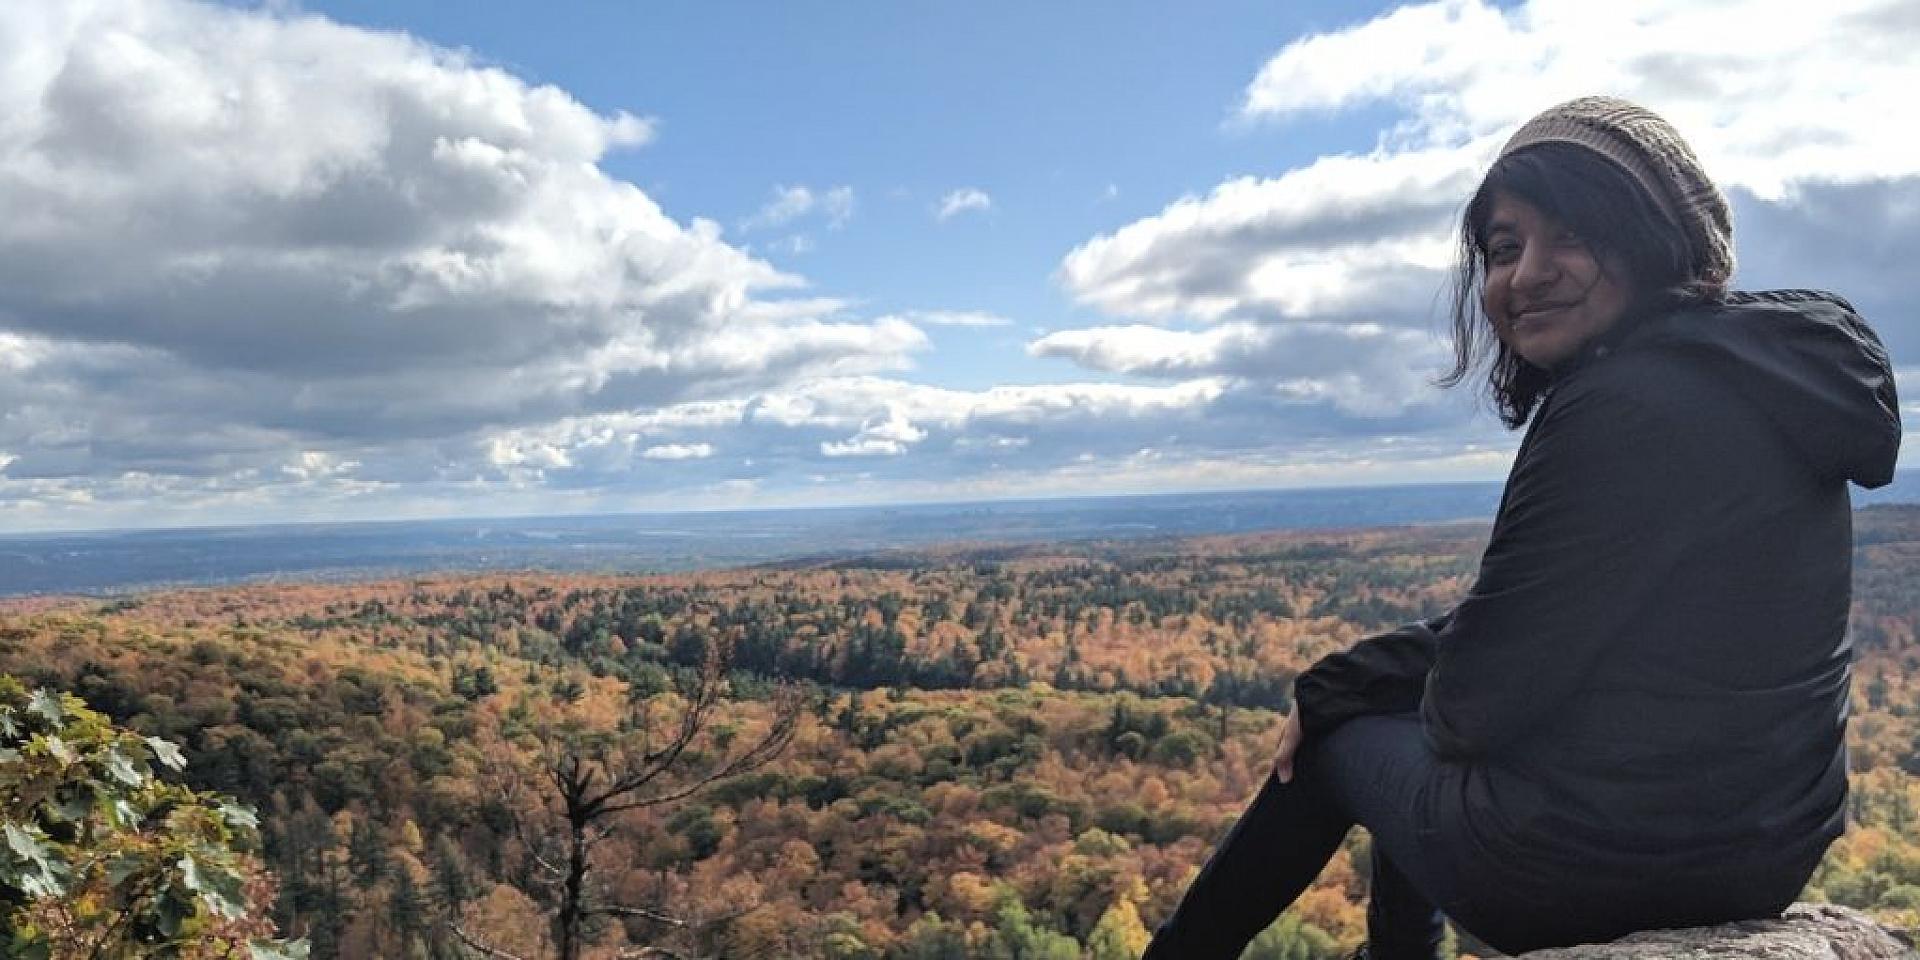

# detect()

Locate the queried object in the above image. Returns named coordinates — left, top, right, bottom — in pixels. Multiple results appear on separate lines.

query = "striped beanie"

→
left=1499, top=96, right=1735, bottom=292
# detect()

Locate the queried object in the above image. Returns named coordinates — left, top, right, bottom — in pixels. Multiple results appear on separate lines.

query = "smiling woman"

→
left=1441, top=123, right=1733, bottom=428
left=1478, top=189, right=1636, bottom=371
left=1144, top=96, right=1902, bottom=958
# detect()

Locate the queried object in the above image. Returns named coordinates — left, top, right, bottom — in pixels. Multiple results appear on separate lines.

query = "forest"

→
left=4, top=506, right=1920, bottom=958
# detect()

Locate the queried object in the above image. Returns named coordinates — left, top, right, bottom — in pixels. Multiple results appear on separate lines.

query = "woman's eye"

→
left=1552, top=229, right=1585, bottom=248
left=1486, top=242, right=1519, bottom=265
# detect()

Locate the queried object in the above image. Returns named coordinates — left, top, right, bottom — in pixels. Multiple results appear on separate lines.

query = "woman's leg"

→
left=1140, top=771, right=1351, bottom=959
left=1367, top=847, right=1447, bottom=960
left=1308, top=715, right=1466, bottom=959
left=1143, top=712, right=1466, bottom=960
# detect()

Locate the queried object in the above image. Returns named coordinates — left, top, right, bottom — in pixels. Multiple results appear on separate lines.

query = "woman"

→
left=1143, top=97, right=1900, bottom=958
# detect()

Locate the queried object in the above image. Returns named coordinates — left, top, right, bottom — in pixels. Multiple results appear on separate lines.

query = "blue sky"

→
left=299, top=1, right=1405, bottom=389
left=0, top=0, right=1915, bottom=530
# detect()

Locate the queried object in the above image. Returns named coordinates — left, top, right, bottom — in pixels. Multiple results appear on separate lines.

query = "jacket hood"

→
left=1641, top=289, right=1900, bottom=488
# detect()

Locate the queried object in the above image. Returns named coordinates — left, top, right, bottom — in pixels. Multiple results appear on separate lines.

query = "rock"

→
left=1518, top=904, right=1915, bottom=959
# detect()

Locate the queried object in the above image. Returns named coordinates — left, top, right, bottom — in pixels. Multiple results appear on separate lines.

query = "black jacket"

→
left=1294, top=290, right=1899, bottom=906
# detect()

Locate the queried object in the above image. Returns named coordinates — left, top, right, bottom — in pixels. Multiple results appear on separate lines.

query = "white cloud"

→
left=1028, top=321, right=1446, bottom=417
left=0, top=334, right=48, bottom=373
left=1238, top=0, right=1515, bottom=126
left=486, top=435, right=572, bottom=471
left=748, top=376, right=1229, bottom=433
left=821, top=414, right=927, bottom=458
left=0, top=0, right=919, bottom=490
left=1239, top=0, right=1920, bottom=199
left=1033, top=324, right=1270, bottom=374
left=670, top=316, right=929, bottom=382
left=1048, top=0, right=1920, bottom=437
left=820, top=187, right=856, bottom=227
left=741, top=184, right=855, bottom=232
left=474, top=375, right=1238, bottom=481
left=743, top=186, right=817, bottom=230
left=889, top=310, right=1013, bottom=328
left=954, top=435, right=1029, bottom=452
left=280, top=450, right=360, bottom=481
left=771, top=235, right=816, bottom=255
left=935, top=187, right=993, bottom=221
left=1058, top=145, right=1476, bottom=324
left=0, top=359, right=1506, bottom=528
left=641, top=442, right=715, bottom=460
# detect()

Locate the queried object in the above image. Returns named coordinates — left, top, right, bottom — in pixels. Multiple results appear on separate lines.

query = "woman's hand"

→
left=1271, top=710, right=1304, bottom=783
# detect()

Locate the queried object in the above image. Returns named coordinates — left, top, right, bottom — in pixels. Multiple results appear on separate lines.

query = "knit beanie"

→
left=1498, top=96, right=1735, bottom=292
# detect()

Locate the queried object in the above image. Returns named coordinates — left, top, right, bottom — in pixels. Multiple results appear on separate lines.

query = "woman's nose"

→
left=1511, top=243, right=1559, bottom=292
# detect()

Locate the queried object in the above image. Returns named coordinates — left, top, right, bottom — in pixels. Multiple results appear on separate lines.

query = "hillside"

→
left=3, top=508, right=1918, bottom=957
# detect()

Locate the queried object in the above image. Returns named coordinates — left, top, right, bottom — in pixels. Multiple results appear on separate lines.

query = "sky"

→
left=1, top=0, right=1918, bottom=532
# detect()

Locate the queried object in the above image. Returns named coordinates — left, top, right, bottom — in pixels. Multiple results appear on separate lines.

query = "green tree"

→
left=1086, top=896, right=1151, bottom=960
left=0, top=676, right=305, bottom=958
left=983, top=891, right=1080, bottom=960
left=387, top=868, right=427, bottom=955
left=1242, top=913, right=1341, bottom=960
left=890, top=911, right=970, bottom=960
left=347, top=815, right=389, bottom=887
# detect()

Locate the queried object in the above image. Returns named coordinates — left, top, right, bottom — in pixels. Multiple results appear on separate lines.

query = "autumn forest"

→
left=6, top=507, right=1920, bottom=958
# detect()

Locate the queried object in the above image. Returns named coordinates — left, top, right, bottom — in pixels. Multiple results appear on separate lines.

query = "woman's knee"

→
left=1300, top=713, right=1445, bottom=821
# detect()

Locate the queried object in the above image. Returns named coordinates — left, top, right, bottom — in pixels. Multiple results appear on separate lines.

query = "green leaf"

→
left=105, top=851, right=146, bottom=887
left=5, top=822, right=67, bottom=898
left=26, top=690, right=63, bottom=726
left=0, top=711, right=17, bottom=740
left=103, top=748, right=145, bottom=787
left=107, top=797, right=141, bottom=829
left=44, top=786, right=91, bottom=824
left=155, top=889, right=191, bottom=936
left=249, top=939, right=313, bottom=960
left=218, top=802, right=259, bottom=830
left=19, top=868, right=62, bottom=899
left=178, top=854, right=246, bottom=919
left=177, top=853, right=206, bottom=892
left=4, top=822, right=48, bottom=862
left=145, top=736, right=187, bottom=772
left=41, top=736, right=74, bottom=765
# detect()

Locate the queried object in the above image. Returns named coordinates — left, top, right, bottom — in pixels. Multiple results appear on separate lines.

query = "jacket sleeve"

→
left=1293, top=613, right=1450, bottom=738
left=1420, top=372, right=1705, bottom=759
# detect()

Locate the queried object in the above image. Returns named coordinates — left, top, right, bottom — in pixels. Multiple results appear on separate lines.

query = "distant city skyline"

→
left=0, top=0, right=1914, bottom=531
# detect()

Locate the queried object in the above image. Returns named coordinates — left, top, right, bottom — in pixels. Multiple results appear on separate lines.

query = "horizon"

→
left=1, top=0, right=1915, bottom=531
left=0, top=475, right=1518, bottom=538
left=0, top=481, right=1526, bottom=597
left=0, top=468, right=1912, bottom=545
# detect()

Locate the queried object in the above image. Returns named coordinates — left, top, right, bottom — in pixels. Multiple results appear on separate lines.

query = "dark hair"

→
left=1442, top=142, right=1726, bottom=427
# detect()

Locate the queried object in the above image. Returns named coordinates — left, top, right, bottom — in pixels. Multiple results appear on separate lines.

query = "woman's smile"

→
left=1510, top=302, right=1569, bottom=328
left=1507, top=300, right=1583, bottom=339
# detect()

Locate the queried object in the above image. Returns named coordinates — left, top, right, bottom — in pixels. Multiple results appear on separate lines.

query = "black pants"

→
left=1142, top=713, right=1819, bottom=959
left=1143, top=713, right=1466, bottom=960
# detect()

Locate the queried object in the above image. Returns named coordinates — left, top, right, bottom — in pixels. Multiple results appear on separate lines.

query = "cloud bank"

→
left=2, top=0, right=1915, bottom=529
left=0, top=0, right=919, bottom=523
left=1049, top=0, right=1920, bottom=447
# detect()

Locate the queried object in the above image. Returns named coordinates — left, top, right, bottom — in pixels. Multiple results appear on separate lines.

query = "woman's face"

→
left=1480, top=191, right=1634, bottom=370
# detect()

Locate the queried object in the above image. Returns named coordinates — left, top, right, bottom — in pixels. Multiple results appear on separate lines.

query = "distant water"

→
left=2, top=474, right=1916, bottom=598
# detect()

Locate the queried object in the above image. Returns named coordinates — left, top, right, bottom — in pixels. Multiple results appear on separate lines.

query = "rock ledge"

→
left=1519, top=904, right=1914, bottom=959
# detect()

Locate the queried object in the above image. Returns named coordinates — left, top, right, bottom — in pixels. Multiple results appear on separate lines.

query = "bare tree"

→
left=455, top=646, right=804, bottom=960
